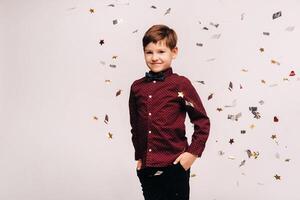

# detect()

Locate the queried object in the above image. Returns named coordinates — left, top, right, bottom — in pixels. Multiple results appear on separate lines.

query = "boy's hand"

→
left=136, top=159, right=142, bottom=170
left=173, top=152, right=197, bottom=171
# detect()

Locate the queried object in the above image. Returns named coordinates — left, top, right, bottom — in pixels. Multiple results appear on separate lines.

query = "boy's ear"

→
left=172, top=47, right=178, bottom=59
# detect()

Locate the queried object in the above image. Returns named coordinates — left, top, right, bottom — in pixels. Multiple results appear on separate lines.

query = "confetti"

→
left=259, top=48, right=264, bottom=52
left=261, top=80, right=266, bottom=84
left=99, top=39, right=104, bottom=45
left=93, top=116, right=98, bottom=120
left=289, top=70, right=296, bottom=76
left=105, top=80, right=111, bottom=83
left=190, top=173, right=196, bottom=177
left=258, top=100, right=264, bottom=105
left=211, top=34, right=221, bottom=39
left=263, top=32, right=270, bottom=36
left=203, top=27, right=209, bottom=30
left=151, top=5, right=157, bottom=9
left=216, top=108, right=223, bottom=112
left=116, top=89, right=122, bottom=96
left=104, top=114, right=109, bottom=124
left=283, top=77, right=289, bottom=81
left=208, top=93, right=213, bottom=100
left=228, top=81, right=233, bottom=91
left=229, top=138, right=234, bottom=144
left=132, top=29, right=138, bottom=33
left=249, top=124, right=255, bottom=129
left=271, top=59, right=280, bottom=65
left=209, top=22, right=219, bottom=28
left=228, top=156, right=235, bottom=160
left=225, top=99, right=237, bottom=108
left=178, top=91, right=184, bottom=98
left=272, top=11, right=282, bottom=20
left=109, top=64, right=117, bottom=68
left=154, top=170, right=163, bottom=176
left=196, top=43, right=203, bottom=47
left=273, top=116, right=279, bottom=122
left=108, top=132, right=113, bottom=139
left=228, top=112, right=242, bottom=121
left=285, top=158, right=291, bottom=162
left=275, top=152, right=280, bottom=159
left=113, top=19, right=123, bottom=25
left=218, top=150, right=225, bottom=156
left=271, top=134, right=277, bottom=140
left=107, top=4, right=115, bottom=7
left=239, top=160, right=246, bottom=167
left=285, top=26, right=295, bottom=32
left=196, top=80, right=205, bottom=84
left=249, top=107, right=261, bottom=119
left=241, top=130, right=246, bottom=134
left=246, top=149, right=259, bottom=159
left=241, top=69, right=248, bottom=72
left=112, top=55, right=118, bottom=59
left=241, top=13, right=245, bottom=20
left=240, top=84, right=243, bottom=89
left=274, top=174, right=281, bottom=180
left=100, top=60, right=106, bottom=65
left=89, top=8, right=95, bottom=13
left=164, top=8, right=171, bottom=15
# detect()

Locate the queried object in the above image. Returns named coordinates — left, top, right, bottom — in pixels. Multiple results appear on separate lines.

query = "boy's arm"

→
left=180, top=77, right=210, bottom=158
left=129, top=84, right=142, bottom=161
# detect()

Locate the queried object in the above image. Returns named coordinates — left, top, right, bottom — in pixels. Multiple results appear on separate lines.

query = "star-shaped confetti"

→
left=89, top=8, right=95, bottom=13
left=178, top=91, right=184, bottom=98
left=229, top=138, right=235, bottom=144
left=274, top=174, right=281, bottom=180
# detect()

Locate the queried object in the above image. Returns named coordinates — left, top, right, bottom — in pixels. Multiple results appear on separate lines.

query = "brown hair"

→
left=142, top=24, right=177, bottom=50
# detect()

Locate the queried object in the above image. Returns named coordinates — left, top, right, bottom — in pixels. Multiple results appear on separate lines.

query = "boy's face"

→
left=144, top=39, right=178, bottom=73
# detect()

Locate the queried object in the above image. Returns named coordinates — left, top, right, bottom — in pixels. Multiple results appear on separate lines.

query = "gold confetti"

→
left=241, top=69, right=248, bottom=72
left=190, top=173, right=196, bottom=177
left=112, top=55, right=118, bottom=59
left=250, top=124, right=255, bottom=129
left=93, top=116, right=98, bottom=120
left=259, top=48, right=264, bottom=52
left=261, top=80, right=266, bottom=84
left=105, top=80, right=111, bottom=83
left=89, top=8, right=95, bottom=13
left=108, top=132, right=113, bottom=139
left=271, top=59, right=280, bottom=65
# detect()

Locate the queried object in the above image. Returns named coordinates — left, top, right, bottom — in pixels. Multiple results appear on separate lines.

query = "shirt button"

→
left=153, top=80, right=156, bottom=83
left=149, top=149, right=152, bottom=152
left=149, top=95, right=152, bottom=98
left=149, top=112, right=152, bottom=116
left=148, top=130, right=152, bottom=133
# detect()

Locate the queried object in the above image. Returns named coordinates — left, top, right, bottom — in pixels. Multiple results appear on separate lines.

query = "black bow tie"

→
left=145, top=71, right=165, bottom=81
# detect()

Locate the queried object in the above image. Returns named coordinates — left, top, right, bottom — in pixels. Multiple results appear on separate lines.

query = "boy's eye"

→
left=145, top=52, right=152, bottom=54
left=159, top=51, right=165, bottom=53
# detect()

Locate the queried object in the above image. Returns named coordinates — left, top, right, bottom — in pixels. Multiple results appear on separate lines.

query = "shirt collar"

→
left=148, top=67, right=173, bottom=78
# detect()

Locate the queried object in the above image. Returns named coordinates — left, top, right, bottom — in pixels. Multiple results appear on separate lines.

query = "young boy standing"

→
left=128, top=24, right=210, bottom=200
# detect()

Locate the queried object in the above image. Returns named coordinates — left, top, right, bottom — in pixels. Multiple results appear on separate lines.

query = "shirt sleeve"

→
left=179, top=77, right=210, bottom=157
left=129, top=83, right=142, bottom=161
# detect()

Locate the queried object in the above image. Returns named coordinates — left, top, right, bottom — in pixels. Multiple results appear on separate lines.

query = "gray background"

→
left=1, top=0, right=300, bottom=199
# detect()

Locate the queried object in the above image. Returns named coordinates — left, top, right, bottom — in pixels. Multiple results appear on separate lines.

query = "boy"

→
left=128, top=24, right=210, bottom=200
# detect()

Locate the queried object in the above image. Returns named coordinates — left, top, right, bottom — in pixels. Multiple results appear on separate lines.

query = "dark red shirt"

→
left=129, top=67, right=210, bottom=169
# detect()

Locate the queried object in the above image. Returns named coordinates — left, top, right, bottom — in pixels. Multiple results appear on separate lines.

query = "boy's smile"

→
left=144, top=39, right=178, bottom=73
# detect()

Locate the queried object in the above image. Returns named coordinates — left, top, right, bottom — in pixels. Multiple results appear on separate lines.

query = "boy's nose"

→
left=151, top=54, right=159, bottom=61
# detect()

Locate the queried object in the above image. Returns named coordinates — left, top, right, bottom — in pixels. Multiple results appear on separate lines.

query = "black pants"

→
left=136, top=163, right=190, bottom=200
